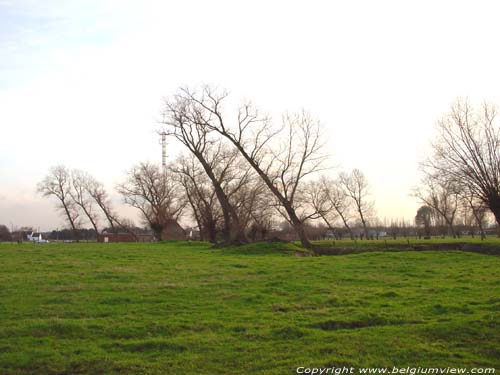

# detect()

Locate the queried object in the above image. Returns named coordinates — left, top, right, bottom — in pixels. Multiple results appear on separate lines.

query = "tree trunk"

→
left=283, top=204, right=313, bottom=249
left=358, top=209, right=369, bottom=239
left=223, top=141, right=314, bottom=251
left=424, top=221, right=431, bottom=237
left=207, top=221, right=217, bottom=243
left=335, top=209, right=354, bottom=239
left=320, top=213, right=336, bottom=232
left=78, top=204, right=98, bottom=234
left=491, top=209, right=500, bottom=237
left=151, top=223, right=163, bottom=241
left=61, top=201, right=78, bottom=240
left=445, top=220, right=456, bottom=238
left=196, top=154, right=247, bottom=245
left=488, top=196, right=500, bottom=237
left=186, top=192, right=204, bottom=241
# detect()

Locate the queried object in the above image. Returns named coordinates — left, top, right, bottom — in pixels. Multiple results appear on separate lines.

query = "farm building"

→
left=97, top=232, right=154, bottom=243
left=26, top=232, right=48, bottom=243
left=97, top=220, right=185, bottom=242
left=160, top=219, right=186, bottom=241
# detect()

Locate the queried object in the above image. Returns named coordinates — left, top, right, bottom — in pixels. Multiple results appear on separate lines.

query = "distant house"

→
left=96, top=220, right=186, bottom=242
left=97, top=232, right=154, bottom=243
left=185, top=227, right=200, bottom=240
left=367, top=230, right=387, bottom=238
left=27, top=232, right=48, bottom=243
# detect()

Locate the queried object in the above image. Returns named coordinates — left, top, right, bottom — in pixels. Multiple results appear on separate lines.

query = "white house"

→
left=26, top=232, right=49, bottom=243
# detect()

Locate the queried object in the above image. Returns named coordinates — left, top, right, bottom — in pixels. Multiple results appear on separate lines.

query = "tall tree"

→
left=117, top=162, right=185, bottom=240
left=0, top=225, right=12, bottom=242
left=37, top=165, right=80, bottom=236
left=173, top=154, right=221, bottom=243
left=415, top=205, right=433, bottom=237
left=460, top=188, right=488, bottom=239
left=171, top=86, right=327, bottom=250
left=83, top=175, right=133, bottom=235
left=320, top=176, right=354, bottom=238
left=339, top=169, right=373, bottom=239
left=162, top=95, right=247, bottom=245
left=70, top=169, right=100, bottom=233
left=413, top=175, right=460, bottom=237
left=424, top=99, right=500, bottom=229
left=304, top=178, right=337, bottom=232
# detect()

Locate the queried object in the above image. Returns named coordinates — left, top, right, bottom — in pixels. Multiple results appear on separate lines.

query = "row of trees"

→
left=37, top=166, right=136, bottom=239
left=414, top=99, right=500, bottom=239
left=36, top=160, right=377, bottom=245
left=36, top=90, right=500, bottom=247
left=37, top=87, right=380, bottom=248
left=158, top=86, right=383, bottom=249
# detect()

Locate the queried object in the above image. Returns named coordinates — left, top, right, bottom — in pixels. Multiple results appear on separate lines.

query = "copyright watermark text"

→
left=296, top=367, right=496, bottom=375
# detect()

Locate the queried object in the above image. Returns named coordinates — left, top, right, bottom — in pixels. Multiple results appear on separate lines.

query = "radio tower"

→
left=160, top=131, right=167, bottom=168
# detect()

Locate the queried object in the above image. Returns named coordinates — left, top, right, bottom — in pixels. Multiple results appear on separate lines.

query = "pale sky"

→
left=1, top=0, right=500, bottom=231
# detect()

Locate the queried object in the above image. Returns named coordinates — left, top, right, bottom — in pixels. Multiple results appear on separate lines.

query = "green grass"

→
left=0, top=241, right=498, bottom=374
left=313, top=235, right=500, bottom=246
left=311, top=236, right=500, bottom=255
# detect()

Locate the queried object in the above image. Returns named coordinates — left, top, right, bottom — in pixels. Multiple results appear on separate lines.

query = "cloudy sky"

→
left=1, top=0, right=500, bottom=231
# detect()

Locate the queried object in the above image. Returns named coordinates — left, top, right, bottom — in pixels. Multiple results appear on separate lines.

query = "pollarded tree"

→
left=413, top=175, right=460, bottom=237
left=424, top=99, right=500, bottom=229
left=415, top=205, right=433, bottom=237
left=117, top=162, right=186, bottom=240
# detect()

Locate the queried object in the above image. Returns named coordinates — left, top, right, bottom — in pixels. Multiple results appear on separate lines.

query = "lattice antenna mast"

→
left=160, top=131, right=167, bottom=169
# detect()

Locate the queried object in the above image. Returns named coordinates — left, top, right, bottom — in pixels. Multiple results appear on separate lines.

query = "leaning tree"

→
left=168, top=86, right=327, bottom=250
left=161, top=95, right=248, bottom=245
left=37, top=165, right=80, bottom=236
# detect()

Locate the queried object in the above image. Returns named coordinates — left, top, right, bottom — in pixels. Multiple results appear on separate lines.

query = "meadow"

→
left=0, top=240, right=498, bottom=374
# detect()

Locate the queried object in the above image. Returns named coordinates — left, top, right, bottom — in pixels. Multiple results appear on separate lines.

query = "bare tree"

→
left=424, top=99, right=500, bottom=229
left=415, top=205, right=433, bottom=238
left=170, top=86, right=327, bottom=250
left=83, top=175, right=132, bottom=235
left=244, top=188, right=275, bottom=241
left=70, top=169, right=100, bottom=233
left=0, top=225, right=12, bottom=242
left=173, top=154, right=221, bottom=243
left=319, top=176, right=355, bottom=238
left=460, top=188, right=488, bottom=239
left=117, top=162, right=185, bottom=240
left=304, top=178, right=337, bottom=232
left=70, top=172, right=139, bottom=240
left=37, top=165, right=80, bottom=235
left=232, top=175, right=275, bottom=240
left=339, top=169, right=373, bottom=239
left=413, top=175, right=460, bottom=237
left=161, top=95, right=248, bottom=245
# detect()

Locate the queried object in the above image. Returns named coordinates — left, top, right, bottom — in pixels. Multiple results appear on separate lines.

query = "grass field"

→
left=0, top=241, right=499, bottom=374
